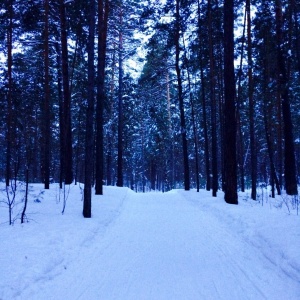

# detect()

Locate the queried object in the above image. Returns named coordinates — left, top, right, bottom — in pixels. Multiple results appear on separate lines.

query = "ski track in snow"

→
left=10, top=188, right=299, bottom=300
left=0, top=188, right=300, bottom=300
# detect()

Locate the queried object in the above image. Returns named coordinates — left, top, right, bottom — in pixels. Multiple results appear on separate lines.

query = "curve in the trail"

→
left=22, top=190, right=300, bottom=300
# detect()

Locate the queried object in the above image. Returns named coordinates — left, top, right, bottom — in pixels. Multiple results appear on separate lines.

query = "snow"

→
left=1, top=183, right=300, bottom=300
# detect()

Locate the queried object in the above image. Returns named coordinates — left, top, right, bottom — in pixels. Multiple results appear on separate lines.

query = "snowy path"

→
left=15, top=189, right=300, bottom=300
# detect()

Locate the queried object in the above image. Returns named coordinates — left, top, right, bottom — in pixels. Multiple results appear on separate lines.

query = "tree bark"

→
left=175, top=0, right=190, bottom=191
left=262, top=21, right=281, bottom=196
left=291, top=0, right=300, bottom=77
left=263, top=98, right=281, bottom=196
left=83, top=0, right=96, bottom=218
left=21, top=168, right=29, bottom=224
left=197, top=0, right=210, bottom=192
left=275, top=0, right=298, bottom=195
left=95, top=0, right=109, bottom=195
left=182, top=37, right=199, bottom=192
left=187, top=75, right=200, bottom=192
left=6, top=0, right=13, bottom=187
left=106, top=43, right=116, bottom=186
left=43, top=0, right=50, bottom=189
left=236, top=6, right=246, bottom=193
left=208, top=0, right=218, bottom=196
left=54, top=42, right=64, bottom=189
left=59, top=0, right=73, bottom=185
left=246, top=0, right=257, bottom=200
left=116, top=8, right=124, bottom=188
left=223, top=0, right=238, bottom=204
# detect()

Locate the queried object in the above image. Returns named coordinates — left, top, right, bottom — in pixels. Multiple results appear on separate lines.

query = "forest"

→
left=0, top=0, right=299, bottom=217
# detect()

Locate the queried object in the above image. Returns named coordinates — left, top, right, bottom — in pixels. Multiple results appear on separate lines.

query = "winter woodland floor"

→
left=0, top=184, right=300, bottom=299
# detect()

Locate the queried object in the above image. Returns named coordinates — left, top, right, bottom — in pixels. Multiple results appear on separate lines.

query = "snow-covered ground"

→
left=0, top=183, right=299, bottom=300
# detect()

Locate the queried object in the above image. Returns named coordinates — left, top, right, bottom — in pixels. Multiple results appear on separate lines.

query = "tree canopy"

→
left=0, top=0, right=299, bottom=213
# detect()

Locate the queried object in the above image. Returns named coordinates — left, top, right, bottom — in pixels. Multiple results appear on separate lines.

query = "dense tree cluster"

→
left=0, top=0, right=299, bottom=216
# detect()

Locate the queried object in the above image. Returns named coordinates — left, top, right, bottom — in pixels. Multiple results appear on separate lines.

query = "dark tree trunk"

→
left=83, top=0, right=96, bottom=218
left=276, top=81, right=283, bottom=189
left=106, top=43, right=116, bottom=186
left=197, top=3, right=211, bottom=191
left=275, top=0, right=298, bottom=195
left=175, top=0, right=190, bottom=191
left=106, top=151, right=112, bottom=185
left=150, top=160, right=156, bottom=191
left=208, top=0, right=218, bottom=196
left=291, top=0, right=300, bottom=76
left=141, top=127, right=145, bottom=193
left=236, top=112, right=245, bottom=192
left=219, top=87, right=225, bottom=192
left=74, top=112, right=82, bottom=185
left=59, top=0, right=73, bottom=185
left=166, top=71, right=175, bottom=190
left=117, top=10, right=124, bottom=188
left=55, top=42, right=64, bottom=189
left=197, top=0, right=210, bottom=192
left=200, top=64, right=210, bottom=192
left=95, top=0, right=109, bottom=195
left=262, top=30, right=281, bottom=196
left=263, top=100, right=281, bottom=196
left=236, top=6, right=246, bottom=193
left=6, top=0, right=13, bottom=187
left=246, top=0, right=257, bottom=200
left=21, top=168, right=29, bottom=224
left=43, top=0, right=50, bottom=189
left=182, top=37, right=199, bottom=192
left=188, top=80, right=200, bottom=193
left=215, top=40, right=225, bottom=192
left=223, top=0, right=238, bottom=204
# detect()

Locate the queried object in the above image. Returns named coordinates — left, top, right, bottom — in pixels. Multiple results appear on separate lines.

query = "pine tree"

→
left=59, top=0, right=73, bottom=185
left=275, top=0, right=298, bottom=195
left=223, top=0, right=238, bottom=204
left=6, top=0, right=14, bottom=187
left=95, top=0, right=110, bottom=195
left=83, top=0, right=96, bottom=218
left=43, top=0, right=50, bottom=189
left=175, top=0, right=190, bottom=191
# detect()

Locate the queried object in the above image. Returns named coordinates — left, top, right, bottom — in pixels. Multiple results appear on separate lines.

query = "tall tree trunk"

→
left=208, top=0, right=218, bottom=196
left=216, top=37, right=226, bottom=192
left=275, top=0, right=298, bottom=195
left=197, top=0, right=211, bottom=191
left=246, top=0, right=257, bottom=200
left=59, top=0, right=73, bottom=185
left=166, top=71, right=175, bottom=190
left=95, top=0, right=109, bottom=195
left=6, top=0, right=13, bottom=187
left=262, top=26, right=281, bottom=196
left=55, top=42, right=64, bottom=189
left=83, top=0, right=96, bottom=218
left=21, top=168, right=29, bottom=224
left=175, top=0, right=190, bottom=191
left=187, top=76, right=200, bottom=192
left=74, top=111, right=82, bottom=185
left=236, top=113, right=245, bottom=192
left=43, top=0, right=50, bottom=189
left=116, top=8, right=124, bottom=187
left=236, top=6, right=246, bottom=193
left=141, top=127, right=145, bottom=193
left=106, top=43, right=116, bottom=186
left=263, top=98, right=281, bottom=196
left=182, top=37, right=199, bottom=192
left=276, top=79, right=283, bottom=189
left=219, top=85, right=225, bottom=192
left=223, top=0, right=238, bottom=204
left=291, top=0, right=300, bottom=77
